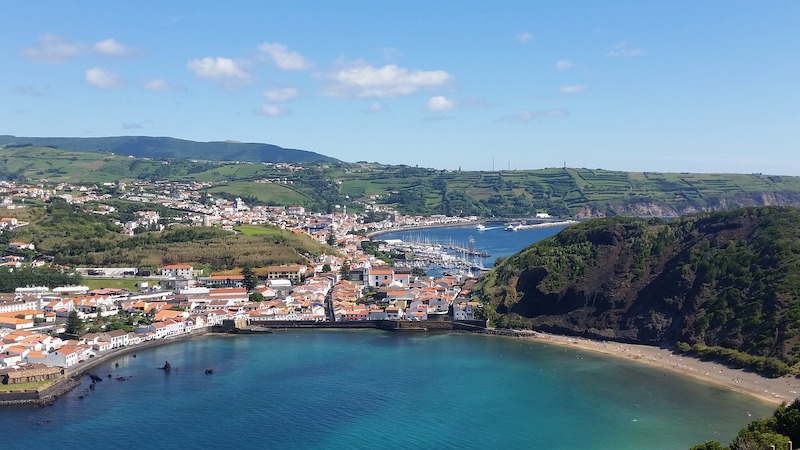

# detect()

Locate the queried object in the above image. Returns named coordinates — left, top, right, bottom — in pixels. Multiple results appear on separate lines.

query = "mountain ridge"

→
left=0, top=135, right=339, bottom=164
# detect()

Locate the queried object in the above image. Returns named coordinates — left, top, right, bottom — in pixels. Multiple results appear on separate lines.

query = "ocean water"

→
left=377, top=224, right=567, bottom=269
left=0, top=331, right=773, bottom=449
left=1, top=225, right=774, bottom=448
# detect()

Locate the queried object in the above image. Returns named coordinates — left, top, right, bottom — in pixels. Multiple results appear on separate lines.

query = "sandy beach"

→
left=516, top=330, right=800, bottom=407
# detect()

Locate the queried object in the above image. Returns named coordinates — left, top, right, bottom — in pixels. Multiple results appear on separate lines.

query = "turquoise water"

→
left=0, top=331, right=772, bottom=449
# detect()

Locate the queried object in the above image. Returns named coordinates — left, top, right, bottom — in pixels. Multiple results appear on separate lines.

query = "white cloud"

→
left=555, top=60, right=575, bottom=70
left=559, top=85, right=587, bottom=94
left=367, top=102, right=386, bottom=112
left=186, top=57, right=253, bottom=88
left=257, top=43, right=312, bottom=70
left=427, top=95, right=455, bottom=112
left=144, top=79, right=183, bottom=92
left=259, top=104, right=290, bottom=116
left=321, top=61, right=453, bottom=98
left=607, top=41, right=644, bottom=58
left=94, top=38, right=132, bottom=56
left=516, top=32, right=534, bottom=43
left=23, top=33, right=86, bottom=63
left=264, top=87, right=299, bottom=102
left=85, top=67, right=124, bottom=89
left=507, top=109, right=567, bottom=123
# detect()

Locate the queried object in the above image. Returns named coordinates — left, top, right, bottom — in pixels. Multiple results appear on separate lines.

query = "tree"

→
left=65, top=311, right=83, bottom=336
left=241, top=265, right=257, bottom=291
left=340, top=262, right=351, bottom=280
left=322, top=264, right=332, bottom=273
left=688, top=441, right=724, bottom=450
left=249, top=291, right=265, bottom=302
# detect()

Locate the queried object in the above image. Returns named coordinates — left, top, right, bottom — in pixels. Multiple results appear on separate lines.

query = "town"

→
left=0, top=173, right=485, bottom=390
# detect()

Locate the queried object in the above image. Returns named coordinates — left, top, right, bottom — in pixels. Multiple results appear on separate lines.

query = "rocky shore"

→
left=0, top=327, right=210, bottom=407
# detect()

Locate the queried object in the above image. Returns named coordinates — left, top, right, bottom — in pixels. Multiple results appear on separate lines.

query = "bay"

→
left=376, top=223, right=567, bottom=270
left=0, top=331, right=771, bottom=449
left=0, top=224, right=775, bottom=448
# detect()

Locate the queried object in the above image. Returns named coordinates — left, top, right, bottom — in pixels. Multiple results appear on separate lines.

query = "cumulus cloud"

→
left=555, top=60, right=575, bottom=70
left=187, top=57, right=253, bottom=88
left=559, top=85, right=587, bottom=94
left=257, top=43, right=312, bottom=70
left=507, top=108, right=567, bottom=123
left=85, top=67, right=124, bottom=89
left=516, top=32, right=535, bottom=43
left=94, top=38, right=133, bottom=56
left=427, top=95, right=455, bottom=112
left=143, top=79, right=183, bottom=92
left=259, top=104, right=290, bottom=116
left=264, top=87, right=299, bottom=102
left=607, top=41, right=644, bottom=58
left=23, top=33, right=86, bottom=63
left=321, top=61, right=453, bottom=98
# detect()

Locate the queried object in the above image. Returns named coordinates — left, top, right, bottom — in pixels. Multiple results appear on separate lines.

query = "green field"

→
left=207, top=181, right=312, bottom=205
left=82, top=277, right=150, bottom=291
left=4, top=147, right=800, bottom=217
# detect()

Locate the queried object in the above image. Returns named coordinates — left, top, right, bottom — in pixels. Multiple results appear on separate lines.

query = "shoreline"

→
left=366, top=220, right=480, bottom=238
left=366, top=219, right=577, bottom=238
left=5, top=325, right=795, bottom=409
left=496, top=330, right=799, bottom=407
left=0, top=328, right=211, bottom=407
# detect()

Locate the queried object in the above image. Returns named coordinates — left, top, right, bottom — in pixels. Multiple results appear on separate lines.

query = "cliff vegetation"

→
left=476, top=206, right=800, bottom=376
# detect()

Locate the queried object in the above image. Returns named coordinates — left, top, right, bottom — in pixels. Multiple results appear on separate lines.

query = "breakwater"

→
left=213, top=320, right=487, bottom=332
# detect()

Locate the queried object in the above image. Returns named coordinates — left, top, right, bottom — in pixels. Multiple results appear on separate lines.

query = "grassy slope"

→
left=4, top=147, right=800, bottom=215
left=476, top=206, right=800, bottom=369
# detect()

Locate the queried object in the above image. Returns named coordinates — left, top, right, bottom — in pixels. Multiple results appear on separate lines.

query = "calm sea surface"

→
left=377, top=223, right=567, bottom=270
left=0, top=331, right=772, bottom=449
left=0, top=225, right=774, bottom=448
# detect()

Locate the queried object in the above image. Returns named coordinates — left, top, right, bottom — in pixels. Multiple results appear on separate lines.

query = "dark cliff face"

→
left=477, top=206, right=800, bottom=361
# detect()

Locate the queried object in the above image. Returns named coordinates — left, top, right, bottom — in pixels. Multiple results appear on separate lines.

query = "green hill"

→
left=0, top=135, right=339, bottom=164
left=475, top=206, right=800, bottom=375
left=4, top=144, right=800, bottom=216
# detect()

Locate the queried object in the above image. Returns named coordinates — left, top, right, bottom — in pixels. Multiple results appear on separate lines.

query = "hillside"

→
left=1, top=202, right=328, bottom=270
left=3, top=145, right=800, bottom=216
left=0, top=135, right=339, bottom=164
left=475, top=206, right=800, bottom=369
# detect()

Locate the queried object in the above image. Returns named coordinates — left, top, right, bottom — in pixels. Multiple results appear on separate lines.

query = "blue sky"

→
left=3, top=1, right=799, bottom=175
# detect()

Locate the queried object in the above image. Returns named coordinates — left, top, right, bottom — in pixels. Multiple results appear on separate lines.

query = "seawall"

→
left=0, top=327, right=211, bottom=407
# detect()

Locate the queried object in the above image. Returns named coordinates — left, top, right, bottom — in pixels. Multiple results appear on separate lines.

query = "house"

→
left=8, top=241, right=34, bottom=251
left=0, top=317, right=34, bottom=330
left=41, top=346, right=84, bottom=368
left=99, top=330, right=129, bottom=348
left=160, top=264, right=194, bottom=278
left=0, top=364, right=63, bottom=385
left=259, top=265, right=307, bottom=283
left=367, top=267, right=394, bottom=288
left=453, top=302, right=476, bottom=320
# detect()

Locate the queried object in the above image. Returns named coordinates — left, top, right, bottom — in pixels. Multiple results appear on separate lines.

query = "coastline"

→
left=366, top=220, right=480, bottom=238
left=500, top=330, right=799, bottom=407
left=0, top=327, right=211, bottom=407
left=6, top=324, right=795, bottom=410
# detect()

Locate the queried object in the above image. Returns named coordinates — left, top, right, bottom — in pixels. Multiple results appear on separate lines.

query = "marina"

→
left=376, top=221, right=576, bottom=276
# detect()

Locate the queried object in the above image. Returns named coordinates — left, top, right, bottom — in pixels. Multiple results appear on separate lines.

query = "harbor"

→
left=376, top=221, right=577, bottom=276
